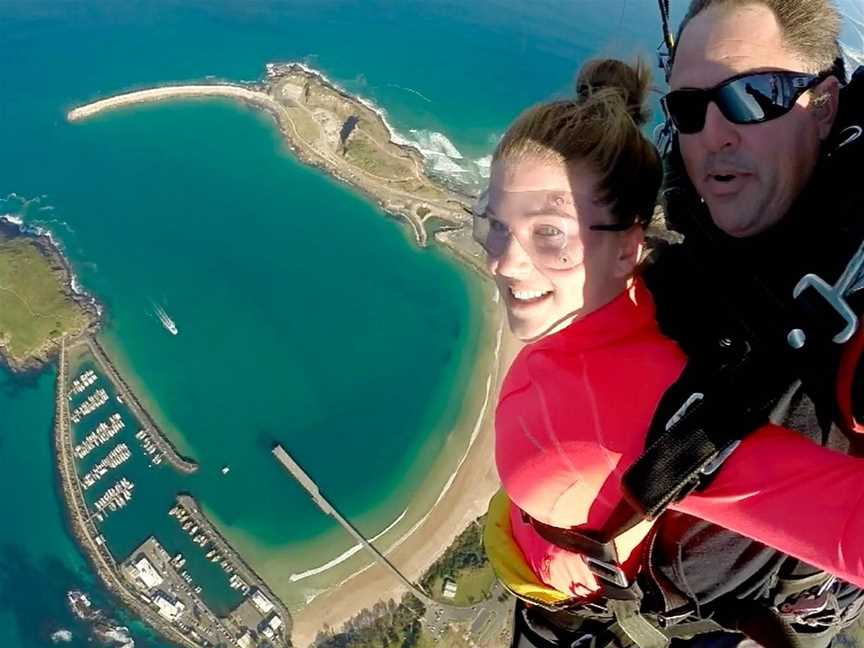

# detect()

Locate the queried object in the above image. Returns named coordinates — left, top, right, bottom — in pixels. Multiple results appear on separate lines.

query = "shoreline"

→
left=288, top=306, right=520, bottom=646
left=0, top=216, right=102, bottom=374
left=66, top=64, right=477, bottom=256
left=53, top=339, right=200, bottom=648
left=61, top=62, right=511, bottom=645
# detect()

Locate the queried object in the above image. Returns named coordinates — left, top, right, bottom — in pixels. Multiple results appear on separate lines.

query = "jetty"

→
left=84, top=337, right=198, bottom=473
left=272, top=443, right=440, bottom=610
left=54, top=337, right=201, bottom=648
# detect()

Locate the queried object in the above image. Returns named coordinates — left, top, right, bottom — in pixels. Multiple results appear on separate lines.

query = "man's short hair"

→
left=676, top=0, right=844, bottom=75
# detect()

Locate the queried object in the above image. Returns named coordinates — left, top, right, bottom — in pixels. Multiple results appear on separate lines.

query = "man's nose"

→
left=490, top=235, right=534, bottom=279
left=699, top=102, right=740, bottom=151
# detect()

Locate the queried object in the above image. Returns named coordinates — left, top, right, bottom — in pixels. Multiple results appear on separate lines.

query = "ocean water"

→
left=3, top=1, right=862, bottom=646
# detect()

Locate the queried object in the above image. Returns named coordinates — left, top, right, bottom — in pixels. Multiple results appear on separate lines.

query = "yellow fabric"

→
left=483, top=488, right=574, bottom=607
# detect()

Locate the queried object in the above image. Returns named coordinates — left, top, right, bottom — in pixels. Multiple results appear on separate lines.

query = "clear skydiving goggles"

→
left=471, top=188, right=631, bottom=271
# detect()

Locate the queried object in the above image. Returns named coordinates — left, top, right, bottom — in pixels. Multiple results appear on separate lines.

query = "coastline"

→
left=288, top=303, right=520, bottom=646
left=0, top=216, right=102, bottom=374
left=66, top=64, right=477, bottom=255
left=63, top=62, right=512, bottom=645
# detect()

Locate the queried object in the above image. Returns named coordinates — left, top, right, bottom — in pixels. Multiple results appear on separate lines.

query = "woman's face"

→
left=481, top=158, right=642, bottom=341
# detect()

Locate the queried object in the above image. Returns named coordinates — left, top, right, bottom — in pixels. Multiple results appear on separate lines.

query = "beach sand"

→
left=290, top=311, right=521, bottom=646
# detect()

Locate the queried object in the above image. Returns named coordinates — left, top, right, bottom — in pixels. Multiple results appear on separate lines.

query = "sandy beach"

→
left=289, top=310, right=521, bottom=646
left=67, top=69, right=518, bottom=646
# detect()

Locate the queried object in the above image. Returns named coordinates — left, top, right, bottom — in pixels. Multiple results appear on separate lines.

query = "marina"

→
left=74, top=412, right=126, bottom=459
left=71, top=387, right=109, bottom=423
left=93, top=476, right=135, bottom=519
left=69, top=368, right=98, bottom=396
left=81, top=442, right=132, bottom=489
left=85, top=337, right=198, bottom=473
left=170, top=501, right=251, bottom=595
left=135, top=428, right=165, bottom=465
left=122, top=536, right=233, bottom=647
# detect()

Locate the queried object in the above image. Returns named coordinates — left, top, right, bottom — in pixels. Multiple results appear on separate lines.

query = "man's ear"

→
left=615, top=226, right=644, bottom=278
left=812, top=76, right=841, bottom=140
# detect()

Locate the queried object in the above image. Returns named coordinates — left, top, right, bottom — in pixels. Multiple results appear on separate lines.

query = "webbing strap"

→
left=607, top=600, right=669, bottom=648
left=662, top=619, right=726, bottom=639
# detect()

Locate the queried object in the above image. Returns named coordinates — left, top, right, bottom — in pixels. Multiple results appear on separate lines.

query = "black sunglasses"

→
left=662, top=70, right=826, bottom=135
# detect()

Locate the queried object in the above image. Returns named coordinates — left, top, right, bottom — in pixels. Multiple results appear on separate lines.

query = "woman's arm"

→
left=674, top=424, right=864, bottom=587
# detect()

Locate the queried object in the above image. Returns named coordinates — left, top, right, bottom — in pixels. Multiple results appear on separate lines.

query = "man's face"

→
left=670, top=3, right=831, bottom=237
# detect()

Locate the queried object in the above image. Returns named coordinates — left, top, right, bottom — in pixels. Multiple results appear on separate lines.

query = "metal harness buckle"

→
left=793, top=239, right=864, bottom=344
left=585, top=556, right=630, bottom=589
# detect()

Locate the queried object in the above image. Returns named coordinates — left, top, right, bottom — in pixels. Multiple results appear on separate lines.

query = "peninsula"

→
left=67, top=63, right=487, bottom=272
left=51, top=63, right=521, bottom=647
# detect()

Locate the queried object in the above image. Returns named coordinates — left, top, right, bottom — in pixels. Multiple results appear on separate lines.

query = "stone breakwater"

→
left=53, top=338, right=199, bottom=648
left=84, top=336, right=198, bottom=474
left=66, top=64, right=481, bottom=261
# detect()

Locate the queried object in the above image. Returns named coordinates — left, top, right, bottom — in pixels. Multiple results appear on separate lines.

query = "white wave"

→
left=430, top=156, right=471, bottom=176
left=0, top=214, right=24, bottom=226
left=288, top=507, right=409, bottom=582
left=409, top=129, right=464, bottom=160
left=317, top=321, right=506, bottom=593
left=100, top=626, right=134, bottom=648
left=1, top=210, right=103, bottom=317
left=50, top=629, right=73, bottom=643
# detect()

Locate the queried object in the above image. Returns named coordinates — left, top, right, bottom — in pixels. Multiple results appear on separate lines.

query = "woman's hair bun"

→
left=575, top=58, right=652, bottom=127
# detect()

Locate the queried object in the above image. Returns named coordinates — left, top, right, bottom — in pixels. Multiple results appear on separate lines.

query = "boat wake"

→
left=288, top=508, right=409, bottom=582
left=151, top=302, right=178, bottom=336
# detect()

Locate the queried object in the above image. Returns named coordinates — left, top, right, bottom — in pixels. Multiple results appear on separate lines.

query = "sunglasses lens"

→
left=665, top=92, right=708, bottom=134
left=717, top=74, right=792, bottom=124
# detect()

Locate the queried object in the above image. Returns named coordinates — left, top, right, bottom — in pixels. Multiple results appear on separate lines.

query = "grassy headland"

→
left=0, top=221, right=100, bottom=372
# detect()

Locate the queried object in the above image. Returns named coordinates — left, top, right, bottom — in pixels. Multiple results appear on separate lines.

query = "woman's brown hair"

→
left=493, top=58, right=661, bottom=229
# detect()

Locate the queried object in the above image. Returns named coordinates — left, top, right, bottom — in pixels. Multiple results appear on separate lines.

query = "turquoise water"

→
left=3, top=1, right=861, bottom=646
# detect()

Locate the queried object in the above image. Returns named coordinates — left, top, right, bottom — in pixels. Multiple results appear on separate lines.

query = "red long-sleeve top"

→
left=496, top=279, right=864, bottom=599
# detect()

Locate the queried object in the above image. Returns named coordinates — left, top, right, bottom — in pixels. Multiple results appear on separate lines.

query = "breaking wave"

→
left=404, top=129, right=492, bottom=190
left=265, top=62, right=491, bottom=192
left=0, top=194, right=102, bottom=317
left=288, top=508, right=409, bottom=582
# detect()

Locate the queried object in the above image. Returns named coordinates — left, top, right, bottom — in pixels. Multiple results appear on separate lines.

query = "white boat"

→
left=153, top=304, right=178, bottom=336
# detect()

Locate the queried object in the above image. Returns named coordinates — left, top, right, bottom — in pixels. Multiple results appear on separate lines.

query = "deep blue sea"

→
left=1, top=1, right=862, bottom=646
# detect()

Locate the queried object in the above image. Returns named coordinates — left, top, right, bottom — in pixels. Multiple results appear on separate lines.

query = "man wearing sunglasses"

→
left=633, top=0, right=864, bottom=646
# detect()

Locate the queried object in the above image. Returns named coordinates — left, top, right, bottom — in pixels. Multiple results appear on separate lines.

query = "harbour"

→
left=56, top=338, right=295, bottom=647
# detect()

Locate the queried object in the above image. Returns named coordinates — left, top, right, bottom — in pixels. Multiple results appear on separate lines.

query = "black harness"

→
left=519, top=66, right=864, bottom=647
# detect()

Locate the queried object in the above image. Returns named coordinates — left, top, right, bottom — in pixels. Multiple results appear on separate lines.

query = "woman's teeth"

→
left=510, top=287, right=551, bottom=301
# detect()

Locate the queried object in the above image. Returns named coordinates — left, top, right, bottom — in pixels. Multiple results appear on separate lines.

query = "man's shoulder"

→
left=642, top=243, right=732, bottom=352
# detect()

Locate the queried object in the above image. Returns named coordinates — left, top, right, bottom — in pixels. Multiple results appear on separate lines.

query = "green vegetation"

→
left=344, top=133, right=415, bottom=179
left=313, top=594, right=426, bottom=648
left=421, top=517, right=495, bottom=606
left=0, top=232, right=94, bottom=368
left=284, top=105, right=322, bottom=144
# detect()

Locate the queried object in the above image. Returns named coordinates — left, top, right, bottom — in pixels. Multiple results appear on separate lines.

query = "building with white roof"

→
left=153, top=591, right=185, bottom=621
left=250, top=588, right=274, bottom=615
left=133, top=556, right=163, bottom=589
left=442, top=579, right=458, bottom=599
